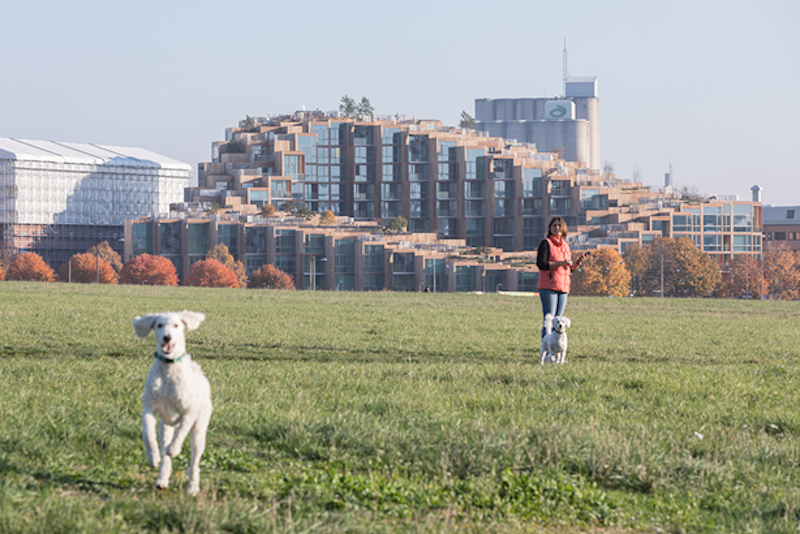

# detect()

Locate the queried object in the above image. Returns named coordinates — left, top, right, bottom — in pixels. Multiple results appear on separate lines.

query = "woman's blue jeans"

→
left=539, top=289, right=568, bottom=338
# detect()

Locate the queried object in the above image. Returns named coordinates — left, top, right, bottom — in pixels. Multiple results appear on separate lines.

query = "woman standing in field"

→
left=536, top=217, right=590, bottom=338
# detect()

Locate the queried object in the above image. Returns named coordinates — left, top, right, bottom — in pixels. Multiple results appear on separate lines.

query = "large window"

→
left=494, top=180, right=514, bottom=198
left=245, top=226, right=267, bottom=254
left=703, top=206, right=722, bottom=232
left=354, top=125, right=374, bottom=146
left=733, top=205, right=753, bottom=232
left=494, top=218, right=513, bottom=235
left=304, top=234, right=325, bottom=254
left=274, top=255, right=295, bottom=277
left=438, top=218, right=456, bottom=237
left=410, top=182, right=428, bottom=199
left=703, top=234, right=723, bottom=252
left=335, top=239, right=355, bottom=274
left=466, top=218, right=484, bottom=236
left=465, top=200, right=485, bottom=217
left=297, top=136, right=316, bottom=164
left=455, top=266, right=476, bottom=292
left=132, top=223, right=153, bottom=255
left=381, top=201, right=402, bottom=219
left=217, top=224, right=238, bottom=254
left=382, top=127, right=401, bottom=146
left=283, top=155, right=301, bottom=180
left=424, top=259, right=445, bottom=292
left=382, top=183, right=402, bottom=200
left=354, top=202, right=374, bottom=218
left=408, top=136, right=429, bottom=162
left=523, top=217, right=543, bottom=237
left=437, top=183, right=457, bottom=205
left=354, top=183, right=374, bottom=201
left=492, top=159, right=513, bottom=179
left=522, top=169, right=542, bottom=197
left=550, top=198, right=572, bottom=216
left=437, top=200, right=457, bottom=218
left=522, top=198, right=543, bottom=216
left=159, top=222, right=181, bottom=255
left=465, top=181, right=484, bottom=199
left=188, top=223, right=209, bottom=255
left=409, top=164, right=429, bottom=181
left=580, top=188, right=607, bottom=210
left=410, top=201, right=429, bottom=218
left=438, top=140, right=457, bottom=162
left=550, top=179, right=570, bottom=195
left=494, top=199, right=513, bottom=217
left=393, top=253, right=415, bottom=274
left=275, top=229, right=295, bottom=254
left=364, top=245, right=384, bottom=274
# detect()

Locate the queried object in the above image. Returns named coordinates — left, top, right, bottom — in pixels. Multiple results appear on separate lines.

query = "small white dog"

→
left=133, top=311, right=212, bottom=496
left=540, top=313, right=571, bottom=365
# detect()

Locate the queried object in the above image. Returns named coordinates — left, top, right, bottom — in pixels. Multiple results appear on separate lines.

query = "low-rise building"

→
left=763, top=205, right=800, bottom=252
left=0, top=138, right=190, bottom=269
left=124, top=213, right=537, bottom=292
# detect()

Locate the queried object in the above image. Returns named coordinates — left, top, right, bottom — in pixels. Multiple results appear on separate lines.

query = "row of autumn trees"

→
left=0, top=242, right=296, bottom=289
left=5, top=236, right=800, bottom=299
left=572, top=237, right=800, bottom=300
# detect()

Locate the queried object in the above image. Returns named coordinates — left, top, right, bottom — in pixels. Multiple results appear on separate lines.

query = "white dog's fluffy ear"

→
left=179, top=310, right=205, bottom=331
left=132, top=314, right=159, bottom=338
left=563, top=317, right=571, bottom=328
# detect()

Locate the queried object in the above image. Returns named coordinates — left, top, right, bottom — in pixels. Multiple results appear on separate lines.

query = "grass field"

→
left=1, top=283, right=799, bottom=533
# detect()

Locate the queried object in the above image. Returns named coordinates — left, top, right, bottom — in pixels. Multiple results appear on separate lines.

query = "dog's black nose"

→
left=163, top=334, right=171, bottom=343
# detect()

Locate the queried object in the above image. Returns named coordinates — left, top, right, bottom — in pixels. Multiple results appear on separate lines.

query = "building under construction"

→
left=0, top=138, right=190, bottom=270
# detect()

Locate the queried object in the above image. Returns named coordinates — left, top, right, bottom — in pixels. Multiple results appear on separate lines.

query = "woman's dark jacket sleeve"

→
left=536, top=239, right=550, bottom=271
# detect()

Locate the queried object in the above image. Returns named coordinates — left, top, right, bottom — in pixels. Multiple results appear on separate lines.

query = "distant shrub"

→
left=248, top=264, right=295, bottom=290
left=119, top=254, right=179, bottom=286
left=206, top=244, right=247, bottom=288
left=59, top=253, right=117, bottom=284
left=5, top=252, right=57, bottom=282
left=186, top=259, right=239, bottom=288
left=86, top=241, right=123, bottom=272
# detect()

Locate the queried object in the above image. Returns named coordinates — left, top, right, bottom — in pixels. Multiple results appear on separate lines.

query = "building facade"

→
left=189, top=112, right=614, bottom=255
left=124, top=214, right=539, bottom=292
left=474, top=77, right=600, bottom=171
left=763, top=205, right=800, bottom=252
left=0, top=138, right=190, bottom=269
left=123, top=113, right=765, bottom=291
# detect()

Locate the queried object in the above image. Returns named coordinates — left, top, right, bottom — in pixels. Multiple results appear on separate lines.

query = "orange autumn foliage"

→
left=5, top=252, right=57, bottom=282
left=59, top=253, right=117, bottom=284
left=119, top=254, right=179, bottom=286
left=186, top=259, right=240, bottom=288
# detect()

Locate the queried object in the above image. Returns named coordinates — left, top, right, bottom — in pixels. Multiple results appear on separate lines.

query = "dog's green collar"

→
left=154, top=351, right=186, bottom=364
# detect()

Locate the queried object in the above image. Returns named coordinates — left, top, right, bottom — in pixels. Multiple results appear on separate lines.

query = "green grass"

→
left=1, top=283, right=800, bottom=533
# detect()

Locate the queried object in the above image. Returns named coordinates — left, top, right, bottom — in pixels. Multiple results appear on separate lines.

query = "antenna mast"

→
left=562, top=39, right=569, bottom=96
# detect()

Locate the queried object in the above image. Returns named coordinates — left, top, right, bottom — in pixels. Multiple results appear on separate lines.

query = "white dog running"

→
left=133, top=311, right=212, bottom=496
left=539, top=313, right=571, bottom=364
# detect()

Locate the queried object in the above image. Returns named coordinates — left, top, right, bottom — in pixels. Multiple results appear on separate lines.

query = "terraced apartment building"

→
left=125, top=112, right=763, bottom=290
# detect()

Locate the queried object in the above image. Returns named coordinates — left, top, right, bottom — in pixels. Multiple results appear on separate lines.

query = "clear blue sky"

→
left=2, top=0, right=798, bottom=204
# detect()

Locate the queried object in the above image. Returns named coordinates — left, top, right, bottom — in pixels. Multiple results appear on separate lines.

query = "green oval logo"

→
left=550, top=104, right=567, bottom=118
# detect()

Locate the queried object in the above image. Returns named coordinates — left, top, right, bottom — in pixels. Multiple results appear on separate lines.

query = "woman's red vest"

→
left=537, top=236, right=572, bottom=293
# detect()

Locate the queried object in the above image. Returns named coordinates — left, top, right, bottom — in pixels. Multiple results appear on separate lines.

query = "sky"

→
left=2, top=0, right=798, bottom=204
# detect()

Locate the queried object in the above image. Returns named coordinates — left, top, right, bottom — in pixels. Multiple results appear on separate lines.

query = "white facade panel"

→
left=544, top=101, right=576, bottom=120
